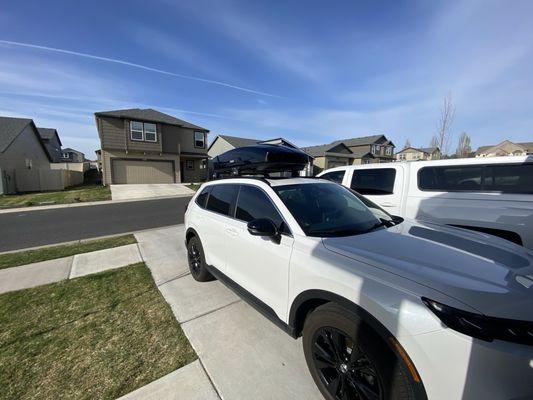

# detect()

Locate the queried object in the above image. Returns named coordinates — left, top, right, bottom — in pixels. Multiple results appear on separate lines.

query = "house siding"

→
left=161, top=125, right=207, bottom=154
left=0, top=124, right=50, bottom=171
left=207, top=137, right=234, bottom=158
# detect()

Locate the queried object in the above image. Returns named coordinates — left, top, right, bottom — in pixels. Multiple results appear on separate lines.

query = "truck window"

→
left=320, top=170, right=345, bottom=184
left=418, top=164, right=533, bottom=194
left=350, top=168, right=396, bottom=195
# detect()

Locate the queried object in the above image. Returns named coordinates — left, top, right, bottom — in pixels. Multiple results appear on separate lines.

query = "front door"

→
left=223, top=184, right=293, bottom=319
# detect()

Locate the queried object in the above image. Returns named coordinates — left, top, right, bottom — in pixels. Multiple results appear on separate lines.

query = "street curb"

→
left=0, top=224, right=185, bottom=255
left=0, top=194, right=193, bottom=215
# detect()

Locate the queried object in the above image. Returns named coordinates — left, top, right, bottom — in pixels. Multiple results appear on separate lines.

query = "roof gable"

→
left=95, top=108, right=209, bottom=131
left=0, top=116, right=33, bottom=152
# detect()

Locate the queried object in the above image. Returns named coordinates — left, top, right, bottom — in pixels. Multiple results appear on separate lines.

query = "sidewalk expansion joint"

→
left=180, top=299, right=242, bottom=325
left=156, top=271, right=191, bottom=287
left=198, top=357, right=224, bottom=400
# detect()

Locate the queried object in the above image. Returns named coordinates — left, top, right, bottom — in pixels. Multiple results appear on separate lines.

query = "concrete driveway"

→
left=135, top=225, right=323, bottom=400
left=111, top=184, right=195, bottom=201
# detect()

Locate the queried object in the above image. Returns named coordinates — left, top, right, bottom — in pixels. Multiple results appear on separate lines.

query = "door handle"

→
left=380, top=202, right=395, bottom=208
left=225, top=227, right=238, bottom=236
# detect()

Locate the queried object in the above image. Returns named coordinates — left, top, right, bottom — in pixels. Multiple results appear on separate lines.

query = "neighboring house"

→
left=475, top=140, right=533, bottom=158
left=60, top=147, right=85, bottom=163
left=396, top=146, right=441, bottom=161
left=0, top=116, right=52, bottom=194
left=301, top=134, right=395, bottom=174
left=95, top=108, right=209, bottom=185
left=207, top=134, right=299, bottom=158
left=37, top=127, right=63, bottom=163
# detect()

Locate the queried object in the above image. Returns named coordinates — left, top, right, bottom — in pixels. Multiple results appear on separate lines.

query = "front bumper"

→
left=402, top=328, right=533, bottom=399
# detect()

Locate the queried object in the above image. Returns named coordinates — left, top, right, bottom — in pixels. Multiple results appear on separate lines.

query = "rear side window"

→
left=320, top=170, right=345, bottom=184
left=195, top=187, right=210, bottom=208
left=206, top=184, right=238, bottom=216
left=350, top=168, right=396, bottom=195
left=418, top=164, right=533, bottom=194
left=236, top=185, right=288, bottom=233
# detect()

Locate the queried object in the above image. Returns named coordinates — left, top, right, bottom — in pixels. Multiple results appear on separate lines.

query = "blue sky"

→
left=0, top=0, right=532, bottom=158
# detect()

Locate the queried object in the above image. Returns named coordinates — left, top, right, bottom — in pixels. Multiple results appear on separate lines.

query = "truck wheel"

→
left=187, top=236, right=214, bottom=282
left=303, top=303, right=419, bottom=400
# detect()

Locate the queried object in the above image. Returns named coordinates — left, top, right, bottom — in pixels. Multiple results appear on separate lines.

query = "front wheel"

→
left=187, top=236, right=214, bottom=282
left=303, top=303, right=420, bottom=400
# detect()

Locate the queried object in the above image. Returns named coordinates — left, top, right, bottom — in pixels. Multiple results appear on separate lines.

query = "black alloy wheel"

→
left=312, top=326, right=383, bottom=400
left=187, top=236, right=214, bottom=282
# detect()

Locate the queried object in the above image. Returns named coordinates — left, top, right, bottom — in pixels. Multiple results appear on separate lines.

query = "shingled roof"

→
left=0, top=116, right=51, bottom=160
left=218, top=134, right=261, bottom=148
left=0, top=116, right=37, bottom=153
left=95, top=108, right=209, bottom=131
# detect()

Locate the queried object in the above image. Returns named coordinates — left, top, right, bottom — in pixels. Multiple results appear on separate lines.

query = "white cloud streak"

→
left=0, top=39, right=280, bottom=97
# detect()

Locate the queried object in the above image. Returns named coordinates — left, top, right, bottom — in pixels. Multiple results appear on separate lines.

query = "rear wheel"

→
left=303, top=303, right=418, bottom=400
left=187, top=236, right=214, bottom=282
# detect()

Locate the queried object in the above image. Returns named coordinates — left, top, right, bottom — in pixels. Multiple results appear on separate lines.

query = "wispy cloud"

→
left=0, top=39, right=280, bottom=97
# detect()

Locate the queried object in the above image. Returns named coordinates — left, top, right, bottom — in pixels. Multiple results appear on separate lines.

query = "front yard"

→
left=0, top=263, right=196, bottom=399
left=0, top=184, right=111, bottom=208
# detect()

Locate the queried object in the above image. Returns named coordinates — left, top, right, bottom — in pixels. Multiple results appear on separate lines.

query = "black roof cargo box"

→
left=212, top=144, right=310, bottom=178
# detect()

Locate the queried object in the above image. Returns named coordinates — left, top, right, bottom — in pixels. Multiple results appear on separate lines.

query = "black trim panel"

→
left=205, top=264, right=295, bottom=337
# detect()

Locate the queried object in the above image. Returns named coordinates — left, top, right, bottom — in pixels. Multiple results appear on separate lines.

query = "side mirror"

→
left=247, top=218, right=278, bottom=238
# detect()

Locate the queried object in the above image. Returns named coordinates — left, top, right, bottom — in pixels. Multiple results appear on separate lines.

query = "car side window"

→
left=350, top=168, right=396, bottom=195
left=195, top=187, right=210, bottom=208
left=320, top=170, right=345, bottom=184
left=236, top=185, right=289, bottom=234
left=206, top=184, right=238, bottom=216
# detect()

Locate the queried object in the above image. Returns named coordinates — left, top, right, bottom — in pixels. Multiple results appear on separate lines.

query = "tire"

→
left=303, top=303, right=419, bottom=400
left=187, top=236, right=214, bottom=282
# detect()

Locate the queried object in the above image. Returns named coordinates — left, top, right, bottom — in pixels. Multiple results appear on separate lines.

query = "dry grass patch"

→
left=0, top=263, right=196, bottom=400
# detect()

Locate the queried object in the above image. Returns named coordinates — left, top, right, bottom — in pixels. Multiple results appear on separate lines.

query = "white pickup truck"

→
left=318, top=155, right=533, bottom=250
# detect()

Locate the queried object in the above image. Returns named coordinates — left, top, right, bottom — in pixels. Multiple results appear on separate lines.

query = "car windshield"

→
left=273, top=182, right=399, bottom=237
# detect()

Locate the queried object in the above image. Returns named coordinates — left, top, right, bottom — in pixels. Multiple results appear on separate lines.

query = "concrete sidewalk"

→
left=0, top=243, right=143, bottom=294
left=111, top=184, right=195, bottom=201
left=135, top=226, right=322, bottom=400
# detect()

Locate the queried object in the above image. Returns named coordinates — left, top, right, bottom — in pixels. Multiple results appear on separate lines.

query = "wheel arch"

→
left=289, top=289, right=428, bottom=399
left=185, top=227, right=199, bottom=244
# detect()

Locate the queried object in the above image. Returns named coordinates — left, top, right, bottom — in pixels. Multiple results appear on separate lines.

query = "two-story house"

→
left=302, top=134, right=395, bottom=173
left=37, top=127, right=63, bottom=163
left=94, top=108, right=209, bottom=185
left=396, top=146, right=441, bottom=161
left=60, top=148, right=85, bottom=163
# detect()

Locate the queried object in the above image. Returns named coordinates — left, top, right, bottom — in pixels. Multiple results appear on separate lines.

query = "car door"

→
left=348, top=166, right=404, bottom=215
left=223, top=184, right=294, bottom=319
left=202, top=183, right=239, bottom=271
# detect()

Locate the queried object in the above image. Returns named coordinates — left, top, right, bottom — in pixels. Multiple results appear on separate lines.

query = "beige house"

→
left=302, top=134, right=395, bottom=174
left=475, top=140, right=533, bottom=158
left=95, top=108, right=209, bottom=185
left=396, top=146, right=441, bottom=161
left=207, top=135, right=299, bottom=158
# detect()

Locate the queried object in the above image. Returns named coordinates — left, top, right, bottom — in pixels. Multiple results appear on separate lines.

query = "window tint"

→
left=418, top=164, right=533, bottom=193
left=206, top=184, right=238, bottom=216
left=195, top=187, right=210, bottom=208
left=350, top=168, right=396, bottom=195
left=236, top=186, right=288, bottom=233
left=320, top=170, right=345, bottom=184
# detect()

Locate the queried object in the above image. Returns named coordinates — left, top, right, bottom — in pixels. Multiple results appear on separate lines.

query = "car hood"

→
left=322, top=219, right=533, bottom=321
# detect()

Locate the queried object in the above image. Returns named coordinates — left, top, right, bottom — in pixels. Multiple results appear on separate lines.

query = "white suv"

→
left=184, top=177, right=533, bottom=400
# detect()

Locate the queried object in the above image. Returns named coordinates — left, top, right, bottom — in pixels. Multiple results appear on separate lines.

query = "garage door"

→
left=112, top=160, right=174, bottom=184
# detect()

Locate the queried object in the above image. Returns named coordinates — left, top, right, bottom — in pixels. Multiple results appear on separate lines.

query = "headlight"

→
left=422, top=297, right=533, bottom=346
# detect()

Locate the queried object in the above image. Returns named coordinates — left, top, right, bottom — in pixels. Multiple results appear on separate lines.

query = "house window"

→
left=62, top=152, right=69, bottom=158
left=200, top=159, right=207, bottom=169
left=25, top=158, right=32, bottom=169
left=130, top=121, right=144, bottom=141
left=372, top=144, right=381, bottom=154
left=194, top=131, right=205, bottom=148
left=144, top=123, right=157, bottom=142
left=385, top=146, right=392, bottom=156
left=186, top=160, right=195, bottom=170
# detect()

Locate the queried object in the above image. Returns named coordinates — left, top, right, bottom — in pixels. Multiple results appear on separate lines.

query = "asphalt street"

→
left=0, top=196, right=191, bottom=252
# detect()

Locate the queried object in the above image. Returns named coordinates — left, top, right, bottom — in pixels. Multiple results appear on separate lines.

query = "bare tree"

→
left=429, top=135, right=439, bottom=148
left=404, top=138, right=411, bottom=149
left=456, top=132, right=472, bottom=158
left=434, top=92, right=455, bottom=154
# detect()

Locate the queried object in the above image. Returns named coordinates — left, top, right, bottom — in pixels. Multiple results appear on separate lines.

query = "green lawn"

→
left=0, top=234, right=137, bottom=270
left=0, top=184, right=111, bottom=208
left=0, top=263, right=196, bottom=400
